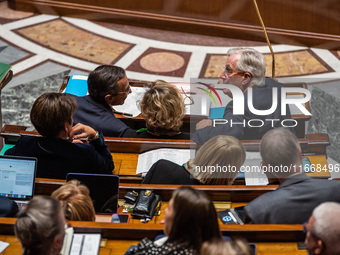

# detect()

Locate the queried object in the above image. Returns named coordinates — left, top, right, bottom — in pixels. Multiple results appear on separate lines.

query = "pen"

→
left=228, top=211, right=237, bottom=224
left=113, top=110, right=133, bottom=117
left=154, top=200, right=162, bottom=223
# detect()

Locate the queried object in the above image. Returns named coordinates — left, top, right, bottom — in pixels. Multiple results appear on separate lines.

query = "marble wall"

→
left=1, top=71, right=69, bottom=129
left=308, top=85, right=340, bottom=163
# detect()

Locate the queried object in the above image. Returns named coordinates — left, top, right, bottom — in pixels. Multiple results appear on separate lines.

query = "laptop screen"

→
left=66, top=173, right=119, bottom=214
left=0, top=155, right=37, bottom=201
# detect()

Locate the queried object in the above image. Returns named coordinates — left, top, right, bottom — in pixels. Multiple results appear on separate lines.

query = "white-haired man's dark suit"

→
left=244, top=173, right=340, bottom=224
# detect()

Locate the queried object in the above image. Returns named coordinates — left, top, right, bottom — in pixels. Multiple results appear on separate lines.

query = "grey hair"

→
left=15, top=196, right=65, bottom=255
left=227, top=48, right=266, bottom=86
left=311, top=202, right=340, bottom=254
left=260, top=127, right=301, bottom=176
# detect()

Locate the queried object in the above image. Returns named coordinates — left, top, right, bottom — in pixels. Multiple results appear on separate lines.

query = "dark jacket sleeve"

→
left=87, top=131, right=115, bottom=173
left=142, top=159, right=198, bottom=185
left=4, top=145, right=16, bottom=155
left=0, top=197, right=18, bottom=217
left=193, top=102, right=244, bottom=145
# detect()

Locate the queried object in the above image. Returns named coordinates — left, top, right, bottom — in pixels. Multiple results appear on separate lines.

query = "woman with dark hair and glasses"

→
left=123, top=80, right=190, bottom=139
left=15, top=196, right=66, bottom=255
left=125, top=186, right=222, bottom=255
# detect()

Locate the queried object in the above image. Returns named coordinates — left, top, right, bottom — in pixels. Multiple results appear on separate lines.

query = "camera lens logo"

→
left=197, top=82, right=223, bottom=107
left=222, top=215, right=233, bottom=222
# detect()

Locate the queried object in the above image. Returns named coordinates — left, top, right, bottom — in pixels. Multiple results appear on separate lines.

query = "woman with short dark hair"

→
left=5, top=92, right=114, bottom=179
left=126, top=187, right=222, bottom=254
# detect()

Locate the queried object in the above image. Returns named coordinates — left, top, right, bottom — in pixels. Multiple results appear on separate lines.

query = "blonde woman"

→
left=51, top=180, right=95, bottom=221
left=143, top=135, right=245, bottom=185
left=123, top=80, right=190, bottom=139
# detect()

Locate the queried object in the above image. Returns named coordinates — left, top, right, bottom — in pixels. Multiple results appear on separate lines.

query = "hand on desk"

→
left=69, top=123, right=97, bottom=143
left=196, top=119, right=213, bottom=130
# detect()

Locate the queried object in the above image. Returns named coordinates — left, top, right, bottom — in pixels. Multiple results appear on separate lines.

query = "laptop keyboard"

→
left=15, top=201, right=28, bottom=210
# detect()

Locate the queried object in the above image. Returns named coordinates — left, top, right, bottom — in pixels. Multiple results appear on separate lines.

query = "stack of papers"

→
left=136, top=149, right=191, bottom=175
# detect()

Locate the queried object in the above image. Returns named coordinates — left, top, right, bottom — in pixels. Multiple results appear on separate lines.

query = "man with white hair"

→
left=304, top=202, right=340, bottom=255
left=193, top=47, right=294, bottom=145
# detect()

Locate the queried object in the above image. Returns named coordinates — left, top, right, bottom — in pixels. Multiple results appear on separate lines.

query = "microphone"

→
left=252, top=0, right=276, bottom=80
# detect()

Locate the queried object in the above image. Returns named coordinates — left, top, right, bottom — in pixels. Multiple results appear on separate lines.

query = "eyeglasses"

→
left=223, top=65, right=244, bottom=76
left=181, top=87, right=194, bottom=105
left=117, top=84, right=131, bottom=94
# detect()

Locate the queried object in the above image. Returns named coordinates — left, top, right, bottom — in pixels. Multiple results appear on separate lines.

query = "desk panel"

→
left=112, top=153, right=331, bottom=180
left=0, top=234, right=307, bottom=255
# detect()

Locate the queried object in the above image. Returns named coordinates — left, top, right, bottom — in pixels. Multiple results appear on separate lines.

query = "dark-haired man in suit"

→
left=70, top=65, right=132, bottom=137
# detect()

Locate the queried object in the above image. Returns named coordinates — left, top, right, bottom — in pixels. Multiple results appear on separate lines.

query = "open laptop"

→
left=66, top=173, right=119, bottom=214
left=0, top=155, right=37, bottom=209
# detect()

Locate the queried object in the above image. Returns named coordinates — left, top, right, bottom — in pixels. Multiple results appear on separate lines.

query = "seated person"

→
left=15, top=196, right=66, bottom=255
left=304, top=202, right=340, bottom=255
left=0, top=196, right=18, bottom=217
left=142, top=135, right=245, bottom=185
left=243, top=127, right=340, bottom=224
left=200, top=238, right=252, bottom=255
left=123, top=80, right=190, bottom=139
left=51, top=180, right=95, bottom=221
left=70, top=65, right=132, bottom=137
left=5, top=92, right=114, bottom=179
left=193, top=47, right=294, bottom=145
left=126, top=186, right=222, bottom=254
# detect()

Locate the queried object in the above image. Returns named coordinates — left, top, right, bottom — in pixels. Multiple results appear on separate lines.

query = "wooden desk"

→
left=0, top=124, right=332, bottom=181
left=0, top=125, right=330, bottom=155
left=112, top=153, right=331, bottom=180
left=0, top=234, right=307, bottom=255
left=0, top=215, right=306, bottom=242
left=0, top=198, right=307, bottom=253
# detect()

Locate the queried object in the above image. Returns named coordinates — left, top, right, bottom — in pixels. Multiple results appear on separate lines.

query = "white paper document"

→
left=136, top=149, right=191, bottom=174
left=0, top=241, right=9, bottom=253
left=60, top=227, right=74, bottom=255
left=69, top=234, right=101, bottom=255
left=113, top=87, right=146, bottom=117
left=242, top=152, right=269, bottom=186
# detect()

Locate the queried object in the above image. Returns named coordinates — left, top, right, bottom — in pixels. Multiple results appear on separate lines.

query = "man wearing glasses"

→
left=70, top=65, right=133, bottom=137
left=193, top=47, right=293, bottom=145
left=304, top=202, right=340, bottom=255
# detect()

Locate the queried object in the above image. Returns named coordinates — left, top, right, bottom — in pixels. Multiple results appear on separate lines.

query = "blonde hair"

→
left=201, top=238, right=252, bottom=255
left=15, top=196, right=65, bottom=255
left=191, top=135, right=245, bottom=185
left=140, top=80, right=185, bottom=134
left=51, top=180, right=95, bottom=221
